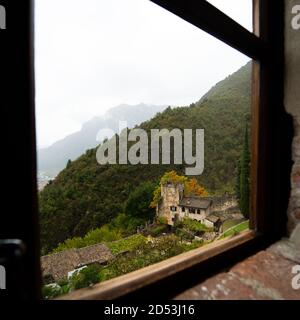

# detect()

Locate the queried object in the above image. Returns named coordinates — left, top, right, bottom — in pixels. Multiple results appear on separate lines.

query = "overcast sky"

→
left=35, top=0, right=252, bottom=148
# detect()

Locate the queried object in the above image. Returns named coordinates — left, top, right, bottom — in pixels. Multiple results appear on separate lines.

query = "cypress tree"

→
left=66, top=159, right=72, bottom=169
left=235, top=159, right=241, bottom=201
left=239, top=124, right=250, bottom=218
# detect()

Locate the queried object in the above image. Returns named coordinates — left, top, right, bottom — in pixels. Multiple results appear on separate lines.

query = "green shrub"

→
left=149, top=225, right=167, bottom=237
left=180, top=239, right=204, bottom=251
left=110, top=213, right=144, bottom=235
left=84, top=225, right=123, bottom=244
left=53, top=237, right=86, bottom=252
left=69, top=264, right=101, bottom=290
left=182, top=218, right=212, bottom=233
left=175, top=228, right=195, bottom=241
left=57, top=278, right=69, bottom=287
left=125, top=182, right=156, bottom=220
left=173, top=219, right=183, bottom=228
left=42, top=284, right=62, bottom=300
left=60, top=284, right=71, bottom=295
left=52, top=222, right=124, bottom=253
left=106, top=234, right=147, bottom=255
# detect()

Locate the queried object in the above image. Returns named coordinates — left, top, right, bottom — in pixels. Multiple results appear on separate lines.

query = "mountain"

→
left=38, top=103, right=167, bottom=176
left=39, top=62, right=251, bottom=253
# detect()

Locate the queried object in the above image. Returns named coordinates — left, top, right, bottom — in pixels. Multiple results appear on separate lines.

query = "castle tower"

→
left=157, top=182, right=184, bottom=225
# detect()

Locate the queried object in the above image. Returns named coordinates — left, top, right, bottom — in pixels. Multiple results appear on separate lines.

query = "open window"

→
left=0, top=0, right=292, bottom=300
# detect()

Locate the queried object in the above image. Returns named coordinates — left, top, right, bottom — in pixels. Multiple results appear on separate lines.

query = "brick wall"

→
left=285, top=0, right=300, bottom=237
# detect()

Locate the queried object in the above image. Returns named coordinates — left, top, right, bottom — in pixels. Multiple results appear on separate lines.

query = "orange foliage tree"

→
left=150, top=171, right=208, bottom=208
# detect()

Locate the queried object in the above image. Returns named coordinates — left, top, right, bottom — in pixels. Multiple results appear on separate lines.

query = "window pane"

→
left=36, top=0, right=252, bottom=299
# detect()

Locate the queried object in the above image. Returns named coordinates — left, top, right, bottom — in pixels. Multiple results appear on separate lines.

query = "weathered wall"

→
left=158, top=184, right=183, bottom=225
left=285, top=0, right=300, bottom=236
left=210, top=196, right=238, bottom=213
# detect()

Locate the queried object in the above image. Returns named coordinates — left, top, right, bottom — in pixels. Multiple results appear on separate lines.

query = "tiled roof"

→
left=179, top=197, right=212, bottom=209
left=41, top=243, right=114, bottom=281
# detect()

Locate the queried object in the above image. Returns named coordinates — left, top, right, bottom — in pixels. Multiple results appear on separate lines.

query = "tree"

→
left=125, top=182, right=156, bottom=221
left=150, top=171, right=208, bottom=208
left=235, top=159, right=241, bottom=200
left=70, top=264, right=101, bottom=290
left=184, top=178, right=208, bottom=197
left=66, top=159, right=72, bottom=169
left=238, top=124, right=250, bottom=218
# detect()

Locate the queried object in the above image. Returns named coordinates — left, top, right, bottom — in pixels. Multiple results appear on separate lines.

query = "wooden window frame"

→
left=58, top=0, right=293, bottom=299
left=0, top=0, right=293, bottom=300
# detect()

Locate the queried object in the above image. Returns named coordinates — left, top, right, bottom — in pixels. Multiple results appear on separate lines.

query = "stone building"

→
left=41, top=243, right=114, bottom=282
left=156, top=182, right=220, bottom=229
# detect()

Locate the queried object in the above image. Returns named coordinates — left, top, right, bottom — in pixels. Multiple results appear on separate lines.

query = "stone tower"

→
left=157, top=182, right=184, bottom=225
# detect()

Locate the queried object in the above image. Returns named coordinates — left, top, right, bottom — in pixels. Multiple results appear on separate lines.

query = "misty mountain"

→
left=39, top=62, right=251, bottom=252
left=38, top=103, right=167, bottom=176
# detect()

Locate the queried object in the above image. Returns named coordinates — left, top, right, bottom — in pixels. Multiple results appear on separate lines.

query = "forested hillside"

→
left=39, top=62, right=251, bottom=253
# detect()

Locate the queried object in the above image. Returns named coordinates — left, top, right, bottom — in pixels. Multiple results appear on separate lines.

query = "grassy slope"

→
left=220, top=220, right=249, bottom=239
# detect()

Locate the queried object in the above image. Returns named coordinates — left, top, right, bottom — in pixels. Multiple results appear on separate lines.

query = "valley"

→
left=39, top=61, right=252, bottom=298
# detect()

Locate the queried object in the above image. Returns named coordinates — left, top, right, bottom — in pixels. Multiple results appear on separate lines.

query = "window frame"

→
left=59, top=0, right=293, bottom=299
left=0, top=0, right=292, bottom=300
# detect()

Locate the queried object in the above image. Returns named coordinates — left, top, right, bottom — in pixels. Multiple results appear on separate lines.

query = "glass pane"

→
left=35, top=0, right=252, bottom=299
left=206, top=0, right=253, bottom=32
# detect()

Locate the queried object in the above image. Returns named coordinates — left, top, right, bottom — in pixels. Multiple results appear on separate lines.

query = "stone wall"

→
left=202, top=196, right=238, bottom=214
left=211, top=196, right=238, bottom=213
left=157, top=183, right=183, bottom=225
left=285, top=0, right=300, bottom=235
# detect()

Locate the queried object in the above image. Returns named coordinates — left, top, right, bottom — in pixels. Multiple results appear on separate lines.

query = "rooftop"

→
left=41, top=243, right=114, bottom=282
left=179, top=197, right=212, bottom=209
